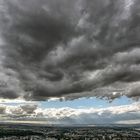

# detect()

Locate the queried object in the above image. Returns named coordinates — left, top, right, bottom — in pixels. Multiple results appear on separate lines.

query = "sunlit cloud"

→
left=0, top=102, right=139, bottom=125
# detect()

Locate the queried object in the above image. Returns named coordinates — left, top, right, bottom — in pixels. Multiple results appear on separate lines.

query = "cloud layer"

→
left=0, top=102, right=140, bottom=125
left=0, top=0, right=140, bottom=100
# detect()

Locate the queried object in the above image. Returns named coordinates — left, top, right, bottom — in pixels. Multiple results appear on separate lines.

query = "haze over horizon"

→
left=0, top=0, right=140, bottom=125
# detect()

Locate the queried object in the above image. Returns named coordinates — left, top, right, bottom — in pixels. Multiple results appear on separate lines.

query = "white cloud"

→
left=116, top=119, right=140, bottom=124
left=0, top=102, right=140, bottom=125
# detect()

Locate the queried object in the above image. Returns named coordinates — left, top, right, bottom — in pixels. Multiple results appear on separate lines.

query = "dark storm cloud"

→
left=0, top=0, right=140, bottom=100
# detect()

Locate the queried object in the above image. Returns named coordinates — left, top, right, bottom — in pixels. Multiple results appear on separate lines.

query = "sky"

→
left=0, top=0, right=140, bottom=125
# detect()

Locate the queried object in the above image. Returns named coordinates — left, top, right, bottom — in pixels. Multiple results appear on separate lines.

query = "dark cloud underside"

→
left=0, top=0, right=140, bottom=100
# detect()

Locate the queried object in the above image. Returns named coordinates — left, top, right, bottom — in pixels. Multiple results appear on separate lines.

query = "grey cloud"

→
left=20, top=104, right=37, bottom=114
left=4, top=103, right=38, bottom=119
left=0, top=0, right=140, bottom=100
left=127, top=83, right=140, bottom=100
left=0, top=105, right=6, bottom=114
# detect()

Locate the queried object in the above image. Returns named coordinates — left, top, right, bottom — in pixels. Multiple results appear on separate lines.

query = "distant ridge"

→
left=0, top=122, right=140, bottom=128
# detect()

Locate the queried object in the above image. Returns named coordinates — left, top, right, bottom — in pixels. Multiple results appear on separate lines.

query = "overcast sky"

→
left=0, top=0, right=140, bottom=125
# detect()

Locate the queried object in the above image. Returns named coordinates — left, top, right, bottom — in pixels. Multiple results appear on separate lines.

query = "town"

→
left=0, top=124, right=140, bottom=140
